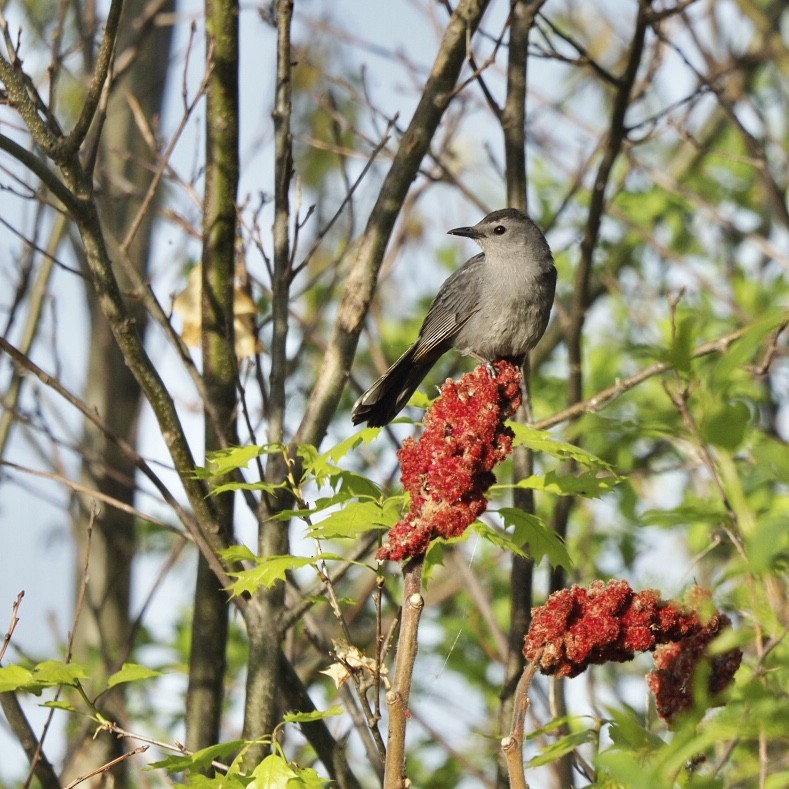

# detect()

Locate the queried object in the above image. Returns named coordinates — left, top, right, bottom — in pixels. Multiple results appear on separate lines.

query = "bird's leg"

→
left=470, top=352, right=498, bottom=378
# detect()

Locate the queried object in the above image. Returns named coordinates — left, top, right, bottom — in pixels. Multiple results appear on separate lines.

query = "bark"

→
left=65, top=0, right=175, bottom=782
left=185, top=0, right=240, bottom=753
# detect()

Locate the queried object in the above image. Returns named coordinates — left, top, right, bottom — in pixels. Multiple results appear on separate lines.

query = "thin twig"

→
left=0, top=459, right=186, bottom=536
left=532, top=326, right=750, bottom=432
left=0, top=591, right=24, bottom=663
left=292, top=123, right=395, bottom=278
left=64, top=745, right=149, bottom=788
left=0, top=594, right=61, bottom=789
left=26, top=507, right=97, bottom=788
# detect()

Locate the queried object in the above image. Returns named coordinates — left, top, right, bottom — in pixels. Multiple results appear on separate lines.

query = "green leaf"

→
left=227, top=556, right=317, bottom=596
left=503, top=468, right=620, bottom=499
left=642, top=500, right=727, bottom=528
left=196, top=444, right=283, bottom=478
left=699, top=399, right=750, bottom=450
left=746, top=511, right=789, bottom=574
left=605, top=707, right=665, bottom=753
left=528, top=727, right=597, bottom=767
left=31, top=660, right=89, bottom=688
left=41, top=700, right=77, bottom=712
left=282, top=705, right=343, bottom=724
left=469, top=521, right=530, bottom=558
left=526, top=715, right=593, bottom=740
left=319, top=432, right=370, bottom=465
left=249, top=754, right=297, bottom=788
left=185, top=775, right=247, bottom=788
left=148, top=740, right=245, bottom=772
left=508, top=423, right=611, bottom=469
left=0, top=664, right=34, bottom=692
left=711, top=308, right=787, bottom=383
left=287, top=766, right=328, bottom=788
left=668, top=314, right=696, bottom=375
left=107, top=662, right=164, bottom=689
left=220, top=544, right=259, bottom=563
left=308, top=499, right=398, bottom=539
left=498, top=508, right=572, bottom=569
left=209, top=479, right=287, bottom=496
left=334, top=471, right=384, bottom=499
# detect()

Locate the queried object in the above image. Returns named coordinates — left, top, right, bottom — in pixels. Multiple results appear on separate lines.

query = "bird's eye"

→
left=494, top=225, right=507, bottom=235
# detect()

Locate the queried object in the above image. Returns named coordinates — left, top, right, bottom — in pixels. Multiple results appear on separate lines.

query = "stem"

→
left=383, top=557, right=425, bottom=789
left=501, top=661, right=540, bottom=789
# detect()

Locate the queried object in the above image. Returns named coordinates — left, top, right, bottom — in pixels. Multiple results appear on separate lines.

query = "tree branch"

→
left=59, top=0, right=124, bottom=157
left=296, top=0, right=492, bottom=448
left=0, top=132, right=79, bottom=213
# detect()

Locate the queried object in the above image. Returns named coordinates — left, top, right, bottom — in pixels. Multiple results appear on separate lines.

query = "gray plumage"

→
left=352, top=208, right=557, bottom=427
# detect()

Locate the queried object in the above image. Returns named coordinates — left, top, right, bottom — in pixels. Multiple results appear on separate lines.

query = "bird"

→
left=351, top=208, right=557, bottom=427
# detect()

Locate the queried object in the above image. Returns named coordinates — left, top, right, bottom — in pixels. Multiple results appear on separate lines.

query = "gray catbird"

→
left=352, top=208, right=556, bottom=427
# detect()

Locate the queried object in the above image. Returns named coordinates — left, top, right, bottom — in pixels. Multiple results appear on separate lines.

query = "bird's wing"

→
left=410, top=254, right=484, bottom=364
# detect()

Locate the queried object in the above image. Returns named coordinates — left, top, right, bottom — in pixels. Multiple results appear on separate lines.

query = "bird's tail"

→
left=352, top=346, right=435, bottom=427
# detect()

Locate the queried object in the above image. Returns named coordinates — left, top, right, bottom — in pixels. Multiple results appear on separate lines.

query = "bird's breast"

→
left=454, top=266, right=553, bottom=360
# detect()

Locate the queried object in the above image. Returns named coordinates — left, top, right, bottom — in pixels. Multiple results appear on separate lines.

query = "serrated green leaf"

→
left=498, top=508, right=572, bottom=569
left=505, top=469, right=620, bottom=499
left=0, top=664, right=34, bottom=692
left=148, top=739, right=245, bottom=772
left=107, top=662, right=164, bottom=689
left=196, top=444, right=283, bottom=478
left=227, top=556, right=317, bottom=596
left=209, top=479, right=287, bottom=496
left=282, top=705, right=343, bottom=724
left=508, top=423, right=611, bottom=469
left=288, top=766, right=328, bottom=788
left=308, top=499, right=397, bottom=540
left=249, top=753, right=297, bottom=788
left=319, top=433, right=369, bottom=465
left=32, top=660, right=89, bottom=688
left=469, top=521, right=530, bottom=558
left=334, top=471, right=384, bottom=499
left=220, top=544, right=259, bottom=563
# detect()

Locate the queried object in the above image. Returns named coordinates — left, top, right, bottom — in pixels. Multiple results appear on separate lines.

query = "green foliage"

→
left=508, top=423, right=614, bottom=470
left=224, top=554, right=343, bottom=597
left=527, top=717, right=598, bottom=768
left=107, top=662, right=165, bottom=689
left=497, top=508, right=572, bottom=568
left=148, top=711, right=338, bottom=785
left=2, top=1, right=788, bottom=786
left=0, top=660, right=88, bottom=694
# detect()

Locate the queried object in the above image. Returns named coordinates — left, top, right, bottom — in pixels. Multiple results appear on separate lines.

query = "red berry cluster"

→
left=377, top=361, right=522, bottom=562
left=523, top=580, right=741, bottom=722
left=648, top=609, right=742, bottom=722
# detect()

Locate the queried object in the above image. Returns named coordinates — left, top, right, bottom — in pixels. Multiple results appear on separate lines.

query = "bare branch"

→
left=296, top=0, right=492, bottom=448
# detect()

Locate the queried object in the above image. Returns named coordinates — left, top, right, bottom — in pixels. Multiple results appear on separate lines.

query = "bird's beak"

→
left=447, top=224, right=482, bottom=239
